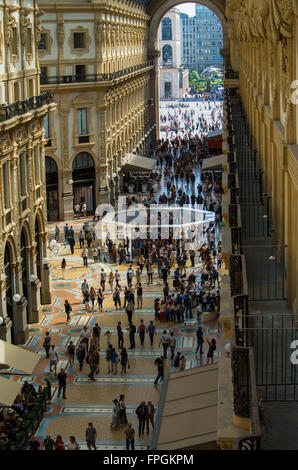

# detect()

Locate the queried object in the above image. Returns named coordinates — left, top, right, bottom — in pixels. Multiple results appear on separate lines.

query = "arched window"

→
left=72, top=152, right=94, bottom=170
left=162, top=17, right=172, bottom=41
left=162, top=44, right=173, bottom=66
left=45, top=156, right=58, bottom=174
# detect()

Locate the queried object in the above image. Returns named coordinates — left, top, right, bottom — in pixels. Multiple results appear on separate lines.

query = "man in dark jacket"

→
left=57, top=368, right=67, bottom=399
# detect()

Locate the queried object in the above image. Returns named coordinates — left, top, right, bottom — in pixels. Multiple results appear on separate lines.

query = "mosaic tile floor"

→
left=13, top=162, right=228, bottom=449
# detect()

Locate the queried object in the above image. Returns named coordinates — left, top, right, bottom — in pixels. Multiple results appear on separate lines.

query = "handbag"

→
left=127, top=362, right=131, bottom=370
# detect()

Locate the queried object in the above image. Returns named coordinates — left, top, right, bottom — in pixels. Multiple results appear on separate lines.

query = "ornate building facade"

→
left=158, top=8, right=189, bottom=99
left=38, top=0, right=156, bottom=221
left=0, top=0, right=55, bottom=344
left=226, top=0, right=298, bottom=317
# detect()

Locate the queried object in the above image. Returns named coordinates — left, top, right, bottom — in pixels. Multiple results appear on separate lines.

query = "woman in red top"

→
left=55, top=435, right=65, bottom=450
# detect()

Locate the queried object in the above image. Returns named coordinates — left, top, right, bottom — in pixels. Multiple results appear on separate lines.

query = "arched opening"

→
left=148, top=1, right=228, bottom=139
left=20, top=228, right=29, bottom=324
left=162, top=44, right=173, bottom=67
left=72, top=152, right=95, bottom=214
left=45, top=156, right=59, bottom=221
left=4, top=243, right=15, bottom=343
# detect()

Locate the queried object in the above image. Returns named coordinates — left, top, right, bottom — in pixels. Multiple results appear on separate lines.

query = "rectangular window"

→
left=74, top=32, right=85, bottom=49
left=77, top=108, right=88, bottom=135
left=34, top=145, right=39, bottom=183
left=19, top=152, right=26, bottom=196
left=3, top=162, right=10, bottom=210
left=38, top=33, right=47, bottom=50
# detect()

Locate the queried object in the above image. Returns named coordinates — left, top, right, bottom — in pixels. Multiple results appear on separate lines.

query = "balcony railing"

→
left=40, top=61, right=154, bottom=86
left=0, top=91, right=54, bottom=123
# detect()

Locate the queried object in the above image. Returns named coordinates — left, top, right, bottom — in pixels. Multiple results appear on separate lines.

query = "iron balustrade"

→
left=40, top=61, right=154, bottom=85
left=0, top=91, right=54, bottom=123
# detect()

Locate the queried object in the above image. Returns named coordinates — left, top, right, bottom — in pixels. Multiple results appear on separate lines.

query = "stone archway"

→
left=147, top=0, right=229, bottom=139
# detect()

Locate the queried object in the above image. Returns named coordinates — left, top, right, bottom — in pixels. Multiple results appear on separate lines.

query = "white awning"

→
left=155, top=364, right=218, bottom=450
left=122, top=154, right=157, bottom=172
left=0, top=377, right=23, bottom=407
left=0, top=340, right=40, bottom=374
left=202, top=154, right=227, bottom=171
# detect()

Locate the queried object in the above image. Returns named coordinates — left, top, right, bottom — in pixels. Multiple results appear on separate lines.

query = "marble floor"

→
left=16, top=147, right=228, bottom=449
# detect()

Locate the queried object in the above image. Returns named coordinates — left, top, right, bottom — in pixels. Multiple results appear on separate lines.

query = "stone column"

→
left=28, top=278, right=42, bottom=323
left=98, top=104, right=110, bottom=204
left=40, top=233, right=52, bottom=305
left=13, top=295, right=28, bottom=345
left=0, top=277, right=12, bottom=343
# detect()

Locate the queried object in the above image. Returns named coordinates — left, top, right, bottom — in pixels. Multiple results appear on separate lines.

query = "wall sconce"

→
left=68, top=179, right=73, bottom=185
left=13, top=294, right=21, bottom=303
left=0, top=316, right=4, bottom=326
left=29, top=274, right=37, bottom=283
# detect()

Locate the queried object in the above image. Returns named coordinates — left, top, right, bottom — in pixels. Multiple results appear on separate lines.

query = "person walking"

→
left=64, top=300, right=72, bottom=323
left=111, top=348, right=119, bottom=374
left=84, top=290, right=90, bottom=313
left=169, top=331, right=176, bottom=360
left=137, top=319, right=146, bottom=346
left=85, top=423, right=97, bottom=450
left=82, top=247, right=88, bottom=267
left=87, top=348, right=98, bottom=381
left=119, top=394, right=128, bottom=426
left=108, top=271, right=114, bottom=292
left=147, top=321, right=155, bottom=346
left=100, top=269, right=106, bottom=291
left=55, top=225, right=60, bottom=242
left=196, top=326, right=204, bottom=358
left=154, top=356, right=164, bottom=384
left=81, top=279, right=89, bottom=298
left=61, top=258, right=66, bottom=279
left=90, top=287, right=96, bottom=310
left=159, top=330, right=170, bottom=358
left=120, top=347, right=129, bottom=374
left=117, top=321, right=124, bottom=349
left=113, top=287, right=121, bottom=310
left=206, top=338, right=216, bottom=365
left=137, top=283, right=143, bottom=309
left=135, top=402, right=148, bottom=437
left=49, top=345, right=58, bottom=375
left=106, top=344, right=113, bottom=373
left=92, top=323, right=101, bottom=349
left=97, top=288, right=104, bottom=312
left=76, top=343, right=85, bottom=372
left=111, top=399, right=120, bottom=429
left=127, top=321, right=136, bottom=349
left=80, top=326, right=91, bottom=350
left=126, top=300, right=134, bottom=324
left=43, top=331, right=51, bottom=358
left=79, top=230, right=85, bottom=248
left=67, top=341, right=75, bottom=367
left=57, top=368, right=67, bottom=399
left=55, top=435, right=65, bottom=451
left=115, top=269, right=121, bottom=287
left=125, top=423, right=135, bottom=450
left=146, top=401, right=155, bottom=433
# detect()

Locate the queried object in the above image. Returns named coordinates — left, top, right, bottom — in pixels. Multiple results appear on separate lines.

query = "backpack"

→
left=139, top=323, right=145, bottom=333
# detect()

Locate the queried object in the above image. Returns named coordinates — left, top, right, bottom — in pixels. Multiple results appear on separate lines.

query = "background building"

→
left=0, top=0, right=55, bottom=344
left=181, top=4, right=223, bottom=74
left=39, top=0, right=156, bottom=220
left=158, top=8, right=188, bottom=99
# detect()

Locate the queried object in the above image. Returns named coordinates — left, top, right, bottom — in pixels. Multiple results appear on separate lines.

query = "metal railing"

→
left=0, top=91, right=54, bottom=123
left=40, top=61, right=154, bottom=85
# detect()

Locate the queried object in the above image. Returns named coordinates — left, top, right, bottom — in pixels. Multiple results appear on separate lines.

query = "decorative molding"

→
left=4, top=6, right=18, bottom=67
left=38, top=28, right=53, bottom=58
left=68, top=26, right=91, bottom=57
left=20, top=8, right=33, bottom=65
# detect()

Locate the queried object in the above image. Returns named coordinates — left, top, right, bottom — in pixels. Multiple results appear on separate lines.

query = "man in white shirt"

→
left=80, top=326, right=91, bottom=350
left=158, top=330, right=170, bottom=358
left=49, top=345, right=59, bottom=375
left=81, top=279, right=89, bottom=296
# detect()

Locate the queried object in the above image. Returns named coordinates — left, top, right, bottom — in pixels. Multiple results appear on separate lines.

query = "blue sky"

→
left=175, top=3, right=196, bottom=17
